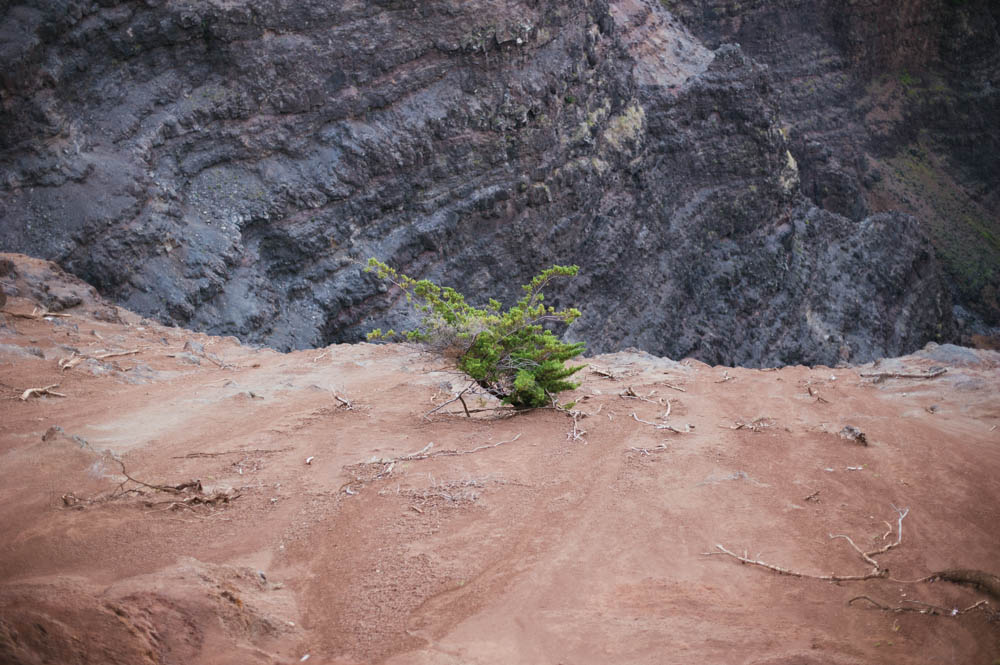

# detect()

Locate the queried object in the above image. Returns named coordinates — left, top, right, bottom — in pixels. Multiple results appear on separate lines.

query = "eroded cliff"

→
left=1, top=0, right=996, bottom=365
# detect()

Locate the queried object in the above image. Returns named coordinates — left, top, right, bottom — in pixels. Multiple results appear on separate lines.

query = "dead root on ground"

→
left=61, top=458, right=240, bottom=513
left=860, top=368, right=947, bottom=383
left=19, top=383, right=66, bottom=400
left=719, top=417, right=775, bottom=432
left=2, top=306, right=72, bottom=320
left=340, top=434, right=523, bottom=495
left=58, top=348, right=143, bottom=371
left=708, top=505, right=999, bottom=618
left=424, top=381, right=518, bottom=420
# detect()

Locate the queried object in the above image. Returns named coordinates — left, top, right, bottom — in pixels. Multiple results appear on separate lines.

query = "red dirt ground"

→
left=1, top=254, right=999, bottom=664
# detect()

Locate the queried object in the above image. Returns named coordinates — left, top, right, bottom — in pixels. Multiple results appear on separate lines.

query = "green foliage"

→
left=365, top=259, right=585, bottom=408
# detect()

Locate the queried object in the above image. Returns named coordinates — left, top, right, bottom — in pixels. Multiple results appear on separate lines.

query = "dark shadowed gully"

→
left=1, top=0, right=997, bottom=366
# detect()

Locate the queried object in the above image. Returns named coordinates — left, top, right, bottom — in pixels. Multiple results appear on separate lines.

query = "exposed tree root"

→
left=708, top=506, right=999, bottom=617
left=922, top=569, right=1000, bottom=601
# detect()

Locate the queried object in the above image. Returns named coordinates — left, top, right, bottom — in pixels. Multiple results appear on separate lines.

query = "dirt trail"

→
left=1, top=254, right=998, bottom=664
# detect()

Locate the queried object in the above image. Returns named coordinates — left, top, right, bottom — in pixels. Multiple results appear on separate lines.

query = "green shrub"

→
left=365, top=259, right=586, bottom=408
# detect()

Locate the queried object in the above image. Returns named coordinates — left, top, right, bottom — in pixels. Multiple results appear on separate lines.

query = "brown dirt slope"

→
left=1, top=252, right=998, bottom=664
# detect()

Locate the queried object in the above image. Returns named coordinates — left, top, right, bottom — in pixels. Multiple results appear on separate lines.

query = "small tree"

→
left=365, top=259, right=585, bottom=409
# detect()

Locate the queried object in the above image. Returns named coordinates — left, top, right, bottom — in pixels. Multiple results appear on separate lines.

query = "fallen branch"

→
left=661, top=382, right=686, bottom=393
left=19, top=384, right=66, bottom=400
left=334, top=394, right=354, bottom=410
left=715, top=371, right=734, bottom=383
left=860, top=368, right=947, bottom=382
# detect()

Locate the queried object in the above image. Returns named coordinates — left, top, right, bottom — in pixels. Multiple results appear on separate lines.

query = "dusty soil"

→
left=1, top=253, right=999, bottom=665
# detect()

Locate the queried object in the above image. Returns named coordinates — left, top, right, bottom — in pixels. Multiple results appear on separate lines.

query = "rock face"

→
left=663, top=0, right=1000, bottom=331
left=0, top=0, right=994, bottom=365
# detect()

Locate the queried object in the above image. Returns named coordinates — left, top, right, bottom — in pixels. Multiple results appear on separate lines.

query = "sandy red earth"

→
left=1, top=254, right=998, bottom=665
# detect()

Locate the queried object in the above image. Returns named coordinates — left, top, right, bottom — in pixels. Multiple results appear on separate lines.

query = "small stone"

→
left=839, top=425, right=867, bottom=446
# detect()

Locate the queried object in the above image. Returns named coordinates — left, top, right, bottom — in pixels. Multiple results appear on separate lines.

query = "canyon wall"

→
left=1, top=0, right=995, bottom=365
